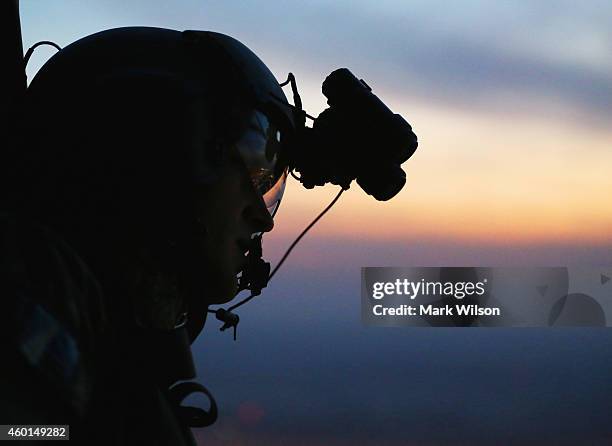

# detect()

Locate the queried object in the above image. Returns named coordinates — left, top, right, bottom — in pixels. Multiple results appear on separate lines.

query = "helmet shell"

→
left=24, top=27, right=294, bottom=184
left=10, top=27, right=294, bottom=246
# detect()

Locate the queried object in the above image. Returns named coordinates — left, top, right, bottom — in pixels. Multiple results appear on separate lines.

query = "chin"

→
left=206, top=274, right=239, bottom=305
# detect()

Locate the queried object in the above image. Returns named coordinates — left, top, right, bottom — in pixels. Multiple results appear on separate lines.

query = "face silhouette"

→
left=193, top=152, right=274, bottom=306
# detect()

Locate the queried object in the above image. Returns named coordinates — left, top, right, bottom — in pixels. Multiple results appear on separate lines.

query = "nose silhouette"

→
left=243, top=198, right=274, bottom=233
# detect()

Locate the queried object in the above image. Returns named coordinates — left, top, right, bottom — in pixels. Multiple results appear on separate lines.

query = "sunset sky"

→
left=19, top=2, right=612, bottom=444
left=21, top=0, right=612, bottom=252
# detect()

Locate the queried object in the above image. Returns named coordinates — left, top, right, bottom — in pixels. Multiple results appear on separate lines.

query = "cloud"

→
left=257, top=2, right=612, bottom=123
left=22, top=1, right=612, bottom=123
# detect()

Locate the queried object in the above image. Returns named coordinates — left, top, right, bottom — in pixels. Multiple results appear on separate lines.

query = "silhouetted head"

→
left=8, top=27, right=294, bottom=330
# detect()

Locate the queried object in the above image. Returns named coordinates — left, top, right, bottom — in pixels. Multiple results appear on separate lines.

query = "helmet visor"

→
left=234, top=110, right=288, bottom=216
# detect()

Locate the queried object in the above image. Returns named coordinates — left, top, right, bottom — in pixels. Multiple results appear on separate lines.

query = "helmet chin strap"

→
left=207, top=187, right=345, bottom=340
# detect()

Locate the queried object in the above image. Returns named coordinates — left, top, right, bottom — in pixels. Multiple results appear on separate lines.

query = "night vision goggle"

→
left=210, top=68, right=418, bottom=340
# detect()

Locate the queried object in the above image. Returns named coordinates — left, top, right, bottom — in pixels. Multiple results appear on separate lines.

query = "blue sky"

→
left=21, top=1, right=612, bottom=124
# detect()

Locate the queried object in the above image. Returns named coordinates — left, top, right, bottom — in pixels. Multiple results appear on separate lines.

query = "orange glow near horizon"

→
left=272, top=93, right=612, bottom=246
